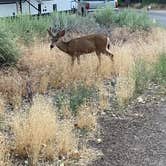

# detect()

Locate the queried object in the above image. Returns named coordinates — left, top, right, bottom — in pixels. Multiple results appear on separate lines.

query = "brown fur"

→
left=48, top=28, right=114, bottom=66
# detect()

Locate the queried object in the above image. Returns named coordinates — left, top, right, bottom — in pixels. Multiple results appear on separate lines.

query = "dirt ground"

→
left=88, top=84, right=166, bottom=166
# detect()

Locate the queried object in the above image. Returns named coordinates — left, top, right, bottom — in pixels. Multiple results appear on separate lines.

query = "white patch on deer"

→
left=106, top=37, right=112, bottom=54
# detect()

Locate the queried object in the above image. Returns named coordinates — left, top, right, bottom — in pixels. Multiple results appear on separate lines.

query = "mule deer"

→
left=47, top=28, right=114, bottom=66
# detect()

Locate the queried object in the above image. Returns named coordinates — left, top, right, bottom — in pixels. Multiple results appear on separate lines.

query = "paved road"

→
left=148, top=10, right=166, bottom=26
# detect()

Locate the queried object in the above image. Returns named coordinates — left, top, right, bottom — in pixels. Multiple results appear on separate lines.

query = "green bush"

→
left=52, top=12, right=99, bottom=34
left=0, top=15, right=53, bottom=45
left=134, top=53, right=166, bottom=95
left=142, top=0, right=166, bottom=5
left=133, top=59, right=152, bottom=94
left=0, top=29, right=20, bottom=66
left=94, top=6, right=116, bottom=27
left=153, top=53, right=166, bottom=84
left=95, top=7, right=154, bottom=30
left=115, top=9, right=153, bottom=30
left=69, top=85, right=95, bottom=115
left=54, top=84, right=95, bottom=115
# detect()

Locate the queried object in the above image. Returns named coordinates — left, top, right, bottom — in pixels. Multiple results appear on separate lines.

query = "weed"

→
left=0, top=29, right=20, bottom=66
left=11, top=96, right=58, bottom=165
left=153, top=53, right=166, bottom=84
left=76, top=105, right=97, bottom=130
left=0, top=133, right=10, bottom=166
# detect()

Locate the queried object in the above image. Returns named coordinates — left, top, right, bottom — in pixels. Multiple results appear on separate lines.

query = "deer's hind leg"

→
left=77, top=56, right=80, bottom=65
left=106, top=50, right=114, bottom=62
left=96, top=51, right=101, bottom=66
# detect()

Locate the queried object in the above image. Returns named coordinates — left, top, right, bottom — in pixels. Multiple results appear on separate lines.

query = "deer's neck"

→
left=56, top=41, right=68, bottom=54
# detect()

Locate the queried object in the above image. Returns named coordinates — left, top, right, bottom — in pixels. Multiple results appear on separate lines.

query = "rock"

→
left=97, top=138, right=102, bottom=144
left=101, top=111, right=106, bottom=115
left=24, top=160, right=28, bottom=165
left=137, top=97, right=145, bottom=103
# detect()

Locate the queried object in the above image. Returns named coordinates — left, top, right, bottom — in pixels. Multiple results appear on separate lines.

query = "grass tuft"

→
left=11, top=96, right=58, bottom=165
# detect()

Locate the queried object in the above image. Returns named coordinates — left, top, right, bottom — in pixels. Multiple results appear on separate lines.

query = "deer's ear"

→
left=59, top=30, right=65, bottom=37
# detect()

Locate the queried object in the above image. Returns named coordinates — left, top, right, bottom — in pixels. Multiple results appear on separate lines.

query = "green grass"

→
left=0, top=15, right=53, bottom=45
left=134, top=53, right=166, bottom=95
left=52, top=12, right=99, bottom=34
left=95, top=7, right=154, bottom=30
left=94, top=6, right=116, bottom=27
left=133, top=59, right=151, bottom=94
left=0, top=29, right=20, bottom=66
left=153, top=53, right=166, bottom=84
left=54, top=84, right=96, bottom=116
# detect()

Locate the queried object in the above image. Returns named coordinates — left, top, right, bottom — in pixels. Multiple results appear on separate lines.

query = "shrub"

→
left=115, top=9, right=153, bottom=30
left=55, top=84, right=95, bottom=115
left=76, top=105, right=97, bottom=130
left=0, top=133, right=10, bottom=166
left=133, top=59, right=151, bottom=94
left=153, top=53, right=166, bottom=84
left=94, top=7, right=154, bottom=30
left=0, top=15, right=53, bottom=45
left=0, top=29, right=20, bottom=66
left=52, top=12, right=99, bottom=34
left=94, top=6, right=116, bottom=27
left=11, top=96, right=58, bottom=165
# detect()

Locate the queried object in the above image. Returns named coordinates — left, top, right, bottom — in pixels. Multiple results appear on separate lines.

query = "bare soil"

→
left=88, top=84, right=166, bottom=166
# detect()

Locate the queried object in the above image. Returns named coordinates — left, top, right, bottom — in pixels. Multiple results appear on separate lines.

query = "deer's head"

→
left=47, top=27, right=65, bottom=50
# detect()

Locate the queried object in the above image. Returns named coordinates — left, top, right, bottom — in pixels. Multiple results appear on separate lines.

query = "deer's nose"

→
left=50, top=45, right=54, bottom=50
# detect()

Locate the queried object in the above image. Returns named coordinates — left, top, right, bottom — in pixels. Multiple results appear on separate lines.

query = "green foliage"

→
left=153, top=53, right=166, bottom=84
left=69, top=85, right=95, bottom=115
left=133, top=59, right=152, bottom=94
left=0, top=29, right=20, bottom=66
left=94, top=6, right=116, bottom=27
left=54, top=84, right=95, bottom=115
left=142, top=0, right=166, bottom=5
left=115, top=9, right=153, bottom=30
left=52, top=12, right=99, bottom=34
left=0, top=15, right=53, bottom=45
left=95, top=7, right=154, bottom=30
left=134, top=53, right=166, bottom=95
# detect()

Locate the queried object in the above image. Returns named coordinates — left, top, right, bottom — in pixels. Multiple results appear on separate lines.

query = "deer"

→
left=47, top=27, right=114, bottom=66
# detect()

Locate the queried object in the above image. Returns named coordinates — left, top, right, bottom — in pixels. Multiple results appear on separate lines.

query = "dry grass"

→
left=0, top=97, right=5, bottom=115
left=1, top=27, right=166, bottom=165
left=0, top=28, right=165, bottom=108
left=56, top=120, right=79, bottom=158
left=0, top=133, right=10, bottom=166
left=76, top=105, right=97, bottom=130
left=11, top=96, right=58, bottom=165
left=18, top=42, right=114, bottom=90
left=110, top=27, right=166, bottom=106
left=0, top=69, right=24, bottom=108
left=11, top=96, right=81, bottom=164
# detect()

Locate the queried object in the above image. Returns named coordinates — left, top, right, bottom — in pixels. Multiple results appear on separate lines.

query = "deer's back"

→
left=67, top=34, right=107, bottom=55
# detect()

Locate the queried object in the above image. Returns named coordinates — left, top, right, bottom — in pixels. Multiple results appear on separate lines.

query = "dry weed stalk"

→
left=76, top=105, right=97, bottom=130
left=12, top=96, right=58, bottom=165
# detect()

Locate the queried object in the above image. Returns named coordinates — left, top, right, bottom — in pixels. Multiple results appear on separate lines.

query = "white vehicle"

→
left=0, top=0, right=76, bottom=17
left=77, top=0, right=118, bottom=16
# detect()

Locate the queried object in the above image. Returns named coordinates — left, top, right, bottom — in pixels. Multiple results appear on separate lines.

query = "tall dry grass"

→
left=0, top=97, right=5, bottom=116
left=11, top=96, right=81, bottom=164
left=0, top=69, right=24, bottom=108
left=76, top=105, right=97, bottom=130
left=0, top=28, right=165, bottom=108
left=0, top=133, right=10, bottom=166
left=11, top=96, right=58, bottom=165
left=110, top=27, right=166, bottom=106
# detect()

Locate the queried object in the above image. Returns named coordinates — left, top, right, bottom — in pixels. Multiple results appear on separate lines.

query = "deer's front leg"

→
left=71, top=56, right=76, bottom=66
left=77, top=56, right=80, bottom=65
